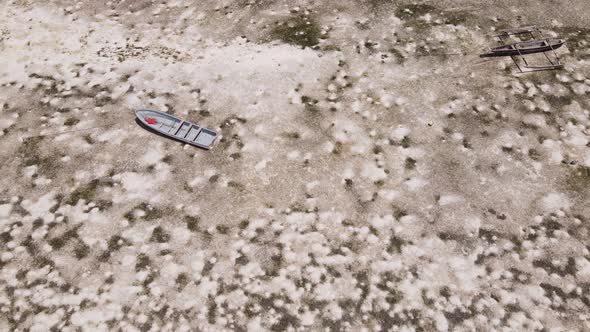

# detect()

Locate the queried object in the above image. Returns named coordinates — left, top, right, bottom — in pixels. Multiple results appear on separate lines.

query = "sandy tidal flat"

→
left=1, top=0, right=590, bottom=331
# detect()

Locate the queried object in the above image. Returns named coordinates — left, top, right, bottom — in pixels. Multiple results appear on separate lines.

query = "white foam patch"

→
left=369, top=214, right=395, bottom=229
left=378, top=189, right=399, bottom=201
left=542, top=139, right=563, bottom=164
left=22, top=192, right=56, bottom=220
left=391, top=126, right=410, bottom=141
left=141, top=142, right=164, bottom=165
left=97, top=129, right=128, bottom=145
left=112, top=169, right=170, bottom=201
left=405, top=177, right=427, bottom=191
left=463, top=216, right=481, bottom=234
left=172, top=227, right=192, bottom=245
left=361, top=162, right=387, bottom=182
left=0, top=204, right=11, bottom=218
left=439, top=195, right=464, bottom=206
left=540, top=192, right=571, bottom=212
left=0, top=117, right=15, bottom=130
left=522, top=114, right=546, bottom=128
left=576, top=258, right=590, bottom=280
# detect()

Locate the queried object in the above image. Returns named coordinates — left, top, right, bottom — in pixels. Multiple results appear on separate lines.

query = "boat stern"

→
left=547, top=38, right=566, bottom=49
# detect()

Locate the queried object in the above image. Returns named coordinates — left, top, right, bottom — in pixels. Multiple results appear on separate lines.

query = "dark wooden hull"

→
left=481, top=38, right=565, bottom=58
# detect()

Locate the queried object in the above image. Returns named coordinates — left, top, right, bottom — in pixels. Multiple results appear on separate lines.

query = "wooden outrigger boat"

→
left=135, top=109, right=218, bottom=150
left=480, top=26, right=566, bottom=73
left=482, top=38, right=565, bottom=57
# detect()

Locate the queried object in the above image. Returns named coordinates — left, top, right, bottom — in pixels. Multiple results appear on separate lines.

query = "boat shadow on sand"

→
left=479, top=52, right=505, bottom=58
left=134, top=118, right=212, bottom=150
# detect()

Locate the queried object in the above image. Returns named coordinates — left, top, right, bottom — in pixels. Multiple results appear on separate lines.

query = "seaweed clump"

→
left=270, top=15, right=322, bottom=48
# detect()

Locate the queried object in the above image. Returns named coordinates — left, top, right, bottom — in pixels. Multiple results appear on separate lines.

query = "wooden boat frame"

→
left=483, top=26, right=565, bottom=73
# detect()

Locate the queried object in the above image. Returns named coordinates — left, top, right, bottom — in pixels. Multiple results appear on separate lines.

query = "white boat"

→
left=135, top=109, right=218, bottom=150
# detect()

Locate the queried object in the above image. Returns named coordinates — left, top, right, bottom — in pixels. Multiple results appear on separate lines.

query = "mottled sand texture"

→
left=1, top=0, right=590, bottom=331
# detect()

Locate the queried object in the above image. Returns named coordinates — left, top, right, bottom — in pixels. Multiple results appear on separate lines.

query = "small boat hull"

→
left=136, top=109, right=217, bottom=150
left=481, top=38, right=565, bottom=57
